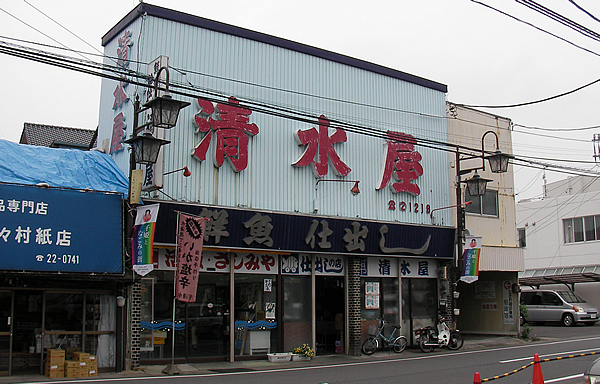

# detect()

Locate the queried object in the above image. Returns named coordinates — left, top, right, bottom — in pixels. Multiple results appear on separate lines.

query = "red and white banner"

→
left=175, top=213, right=206, bottom=302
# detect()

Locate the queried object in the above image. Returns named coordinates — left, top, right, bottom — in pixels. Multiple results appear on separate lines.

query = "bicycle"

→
left=361, top=318, right=408, bottom=355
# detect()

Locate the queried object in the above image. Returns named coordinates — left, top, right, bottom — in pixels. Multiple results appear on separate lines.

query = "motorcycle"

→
left=414, top=314, right=464, bottom=352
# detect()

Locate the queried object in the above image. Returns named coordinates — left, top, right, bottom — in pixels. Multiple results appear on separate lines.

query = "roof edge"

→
left=102, top=3, right=447, bottom=93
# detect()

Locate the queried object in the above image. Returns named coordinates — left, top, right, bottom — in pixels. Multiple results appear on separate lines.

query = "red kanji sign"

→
left=193, top=97, right=259, bottom=172
left=377, top=131, right=423, bottom=195
left=293, top=115, right=351, bottom=178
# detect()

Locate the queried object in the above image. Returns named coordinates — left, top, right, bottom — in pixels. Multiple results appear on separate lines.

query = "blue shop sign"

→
left=154, top=202, right=455, bottom=259
left=0, top=183, right=123, bottom=273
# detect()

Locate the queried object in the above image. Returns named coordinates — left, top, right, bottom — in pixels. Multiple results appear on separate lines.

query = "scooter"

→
left=414, top=313, right=464, bottom=352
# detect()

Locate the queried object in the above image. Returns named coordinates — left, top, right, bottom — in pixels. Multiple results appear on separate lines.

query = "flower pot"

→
left=267, top=353, right=292, bottom=362
left=292, top=354, right=312, bottom=361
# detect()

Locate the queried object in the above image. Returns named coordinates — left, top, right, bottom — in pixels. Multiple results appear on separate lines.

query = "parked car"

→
left=520, top=289, right=599, bottom=327
left=583, top=356, right=600, bottom=383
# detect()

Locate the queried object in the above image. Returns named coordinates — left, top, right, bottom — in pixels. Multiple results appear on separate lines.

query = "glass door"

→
left=12, top=291, right=42, bottom=374
left=0, top=291, right=13, bottom=376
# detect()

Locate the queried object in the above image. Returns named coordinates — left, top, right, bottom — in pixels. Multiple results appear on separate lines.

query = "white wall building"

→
left=517, top=176, right=600, bottom=308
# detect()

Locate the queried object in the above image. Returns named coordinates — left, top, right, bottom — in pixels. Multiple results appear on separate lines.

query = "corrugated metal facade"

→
left=98, top=6, right=452, bottom=226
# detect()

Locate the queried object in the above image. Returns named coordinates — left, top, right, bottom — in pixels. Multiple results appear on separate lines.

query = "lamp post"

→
left=125, top=66, right=191, bottom=205
left=453, top=131, right=513, bottom=317
left=122, top=65, right=189, bottom=373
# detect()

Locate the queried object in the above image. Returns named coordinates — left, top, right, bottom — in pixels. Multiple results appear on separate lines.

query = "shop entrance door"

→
left=402, top=279, right=437, bottom=345
left=315, top=277, right=344, bottom=354
left=0, top=291, right=13, bottom=376
left=11, top=291, right=42, bottom=374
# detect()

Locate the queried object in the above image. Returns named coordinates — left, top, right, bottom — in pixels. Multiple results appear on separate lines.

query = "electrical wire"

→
left=22, top=0, right=107, bottom=60
left=457, top=77, right=600, bottom=109
left=0, top=5, right=90, bottom=62
left=2, top=34, right=597, bottom=138
left=512, top=128, right=591, bottom=143
left=470, top=1, right=600, bottom=57
left=569, top=0, right=600, bottom=24
left=515, top=123, right=600, bottom=132
left=0, top=38, right=597, bottom=179
left=517, top=0, right=600, bottom=43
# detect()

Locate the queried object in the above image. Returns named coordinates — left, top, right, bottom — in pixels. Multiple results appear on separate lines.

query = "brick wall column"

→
left=130, top=282, right=142, bottom=368
left=347, top=257, right=361, bottom=356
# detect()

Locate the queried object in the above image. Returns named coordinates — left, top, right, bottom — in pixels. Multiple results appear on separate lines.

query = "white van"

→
left=520, top=289, right=599, bottom=327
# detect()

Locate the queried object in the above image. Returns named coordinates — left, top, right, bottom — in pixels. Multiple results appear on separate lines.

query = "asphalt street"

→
left=2, top=322, right=599, bottom=383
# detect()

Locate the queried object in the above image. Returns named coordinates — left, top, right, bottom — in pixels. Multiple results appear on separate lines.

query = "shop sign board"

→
left=154, top=202, right=455, bottom=259
left=154, top=249, right=280, bottom=274
left=359, top=257, right=438, bottom=278
left=0, top=183, right=123, bottom=273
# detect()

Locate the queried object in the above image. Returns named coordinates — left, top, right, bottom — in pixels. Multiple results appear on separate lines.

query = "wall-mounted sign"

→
left=154, top=202, right=455, bottom=259
left=0, top=183, right=123, bottom=273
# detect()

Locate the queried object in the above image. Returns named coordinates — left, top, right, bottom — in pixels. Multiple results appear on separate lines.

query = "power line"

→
left=470, top=1, right=600, bottom=58
left=457, top=77, right=600, bottom=109
left=22, top=0, right=105, bottom=59
left=515, top=123, right=600, bottom=132
left=569, top=0, right=600, bottom=24
left=512, top=128, right=591, bottom=143
left=1, top=38, right=597, bottom=179
left=0, top=5, right=89, bottom=61
left=517, top=0, right=600, bottom=43
left=2, top=34, right=597, bottom=136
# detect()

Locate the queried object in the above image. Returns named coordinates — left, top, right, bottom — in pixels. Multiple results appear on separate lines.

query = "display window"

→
left=234, top=274, right=278, bottom=356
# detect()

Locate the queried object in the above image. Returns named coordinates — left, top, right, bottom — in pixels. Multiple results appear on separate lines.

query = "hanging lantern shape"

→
left=144, top=94, right=190, bottom=129
left=350, top=181, right=360, bottom=196
left=465, top=172, right=491, bottom=197
left=144, top=66, right=191, bottom=129
left=124, top=132, right=170, bottom=165
left=485, top=149, right=514, bottom=173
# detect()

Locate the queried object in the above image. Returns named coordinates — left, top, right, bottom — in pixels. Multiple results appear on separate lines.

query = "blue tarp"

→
left=0, top=139, right=128, bottom=195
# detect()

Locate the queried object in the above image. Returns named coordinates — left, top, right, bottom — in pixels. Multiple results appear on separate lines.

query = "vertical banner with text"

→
left=175, top=213, right=206, bottom=302
left=132, top=204, right=160, bottom=276
left=460, top=236, right=482, bottom=284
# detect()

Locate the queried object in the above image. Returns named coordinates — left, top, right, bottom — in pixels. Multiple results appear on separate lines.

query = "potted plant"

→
left=292, top=343, right=314, bottom=361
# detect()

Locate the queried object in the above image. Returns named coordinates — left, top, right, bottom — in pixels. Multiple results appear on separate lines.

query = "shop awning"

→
left=519, top=265, right=600, bottom=289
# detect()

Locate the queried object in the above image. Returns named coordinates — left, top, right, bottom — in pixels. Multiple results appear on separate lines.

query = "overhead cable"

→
left=456, top=77, right=600, bottom=108
left=469, top=0, right=600, bottom=58
left=569, top=0, right=600, bottom=24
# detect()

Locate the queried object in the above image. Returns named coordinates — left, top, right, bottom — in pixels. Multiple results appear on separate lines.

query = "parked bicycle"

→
left=361, top=318, right=408, bottom=355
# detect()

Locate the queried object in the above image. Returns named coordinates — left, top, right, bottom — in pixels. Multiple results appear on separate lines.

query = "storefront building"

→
left=0, top=140, right=129, bottom=376
left=98, top=4, right=456, bottom=366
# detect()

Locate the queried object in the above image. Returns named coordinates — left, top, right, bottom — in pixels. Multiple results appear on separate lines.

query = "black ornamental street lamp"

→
left=453, top=130, right=513, bottom=315
left=125, top=66, right=190, bottom=204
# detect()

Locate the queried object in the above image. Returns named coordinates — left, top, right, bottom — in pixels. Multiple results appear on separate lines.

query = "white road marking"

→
left=501, top=347, right=600, bottom=363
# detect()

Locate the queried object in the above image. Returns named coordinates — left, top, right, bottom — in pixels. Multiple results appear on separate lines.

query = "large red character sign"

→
left=293, top=115, right=351, bottom=178
left=193, top=97, right=259, bottom=172
left=377, top=131, right=423, bottom=196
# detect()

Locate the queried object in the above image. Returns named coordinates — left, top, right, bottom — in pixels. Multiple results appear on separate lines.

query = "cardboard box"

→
left=65, top=371, right=80, bottom=378
left=47, top=348, right=65, bottom=356
left=88, top=369, right=97, bottom=376
left=65, top=360, right=87, bottom=369
left=45, top=370, right=64, bottom=378
left=73, top=352, right=90, bottom=361
left=66, top=347, right=80, bottom=359
left=48, top=355, right=65, bottom=366
left=45, top=363, right=64, bottom=371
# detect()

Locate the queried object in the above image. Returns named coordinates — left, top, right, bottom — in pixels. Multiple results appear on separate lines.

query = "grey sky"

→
left=1, top=0, right=599, bottom=201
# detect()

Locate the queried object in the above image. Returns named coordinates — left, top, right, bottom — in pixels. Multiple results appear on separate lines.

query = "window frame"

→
left=465, top=188, right=499, bottom=217
left=563, top=215, right=600, bottom=244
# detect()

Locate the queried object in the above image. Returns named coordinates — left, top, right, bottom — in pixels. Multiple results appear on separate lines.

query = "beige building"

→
left=445, top=103, right=524, bottom=335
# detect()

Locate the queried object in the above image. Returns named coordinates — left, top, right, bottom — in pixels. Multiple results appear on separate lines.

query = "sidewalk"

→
left=0, top=335, right=532, bottom=383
